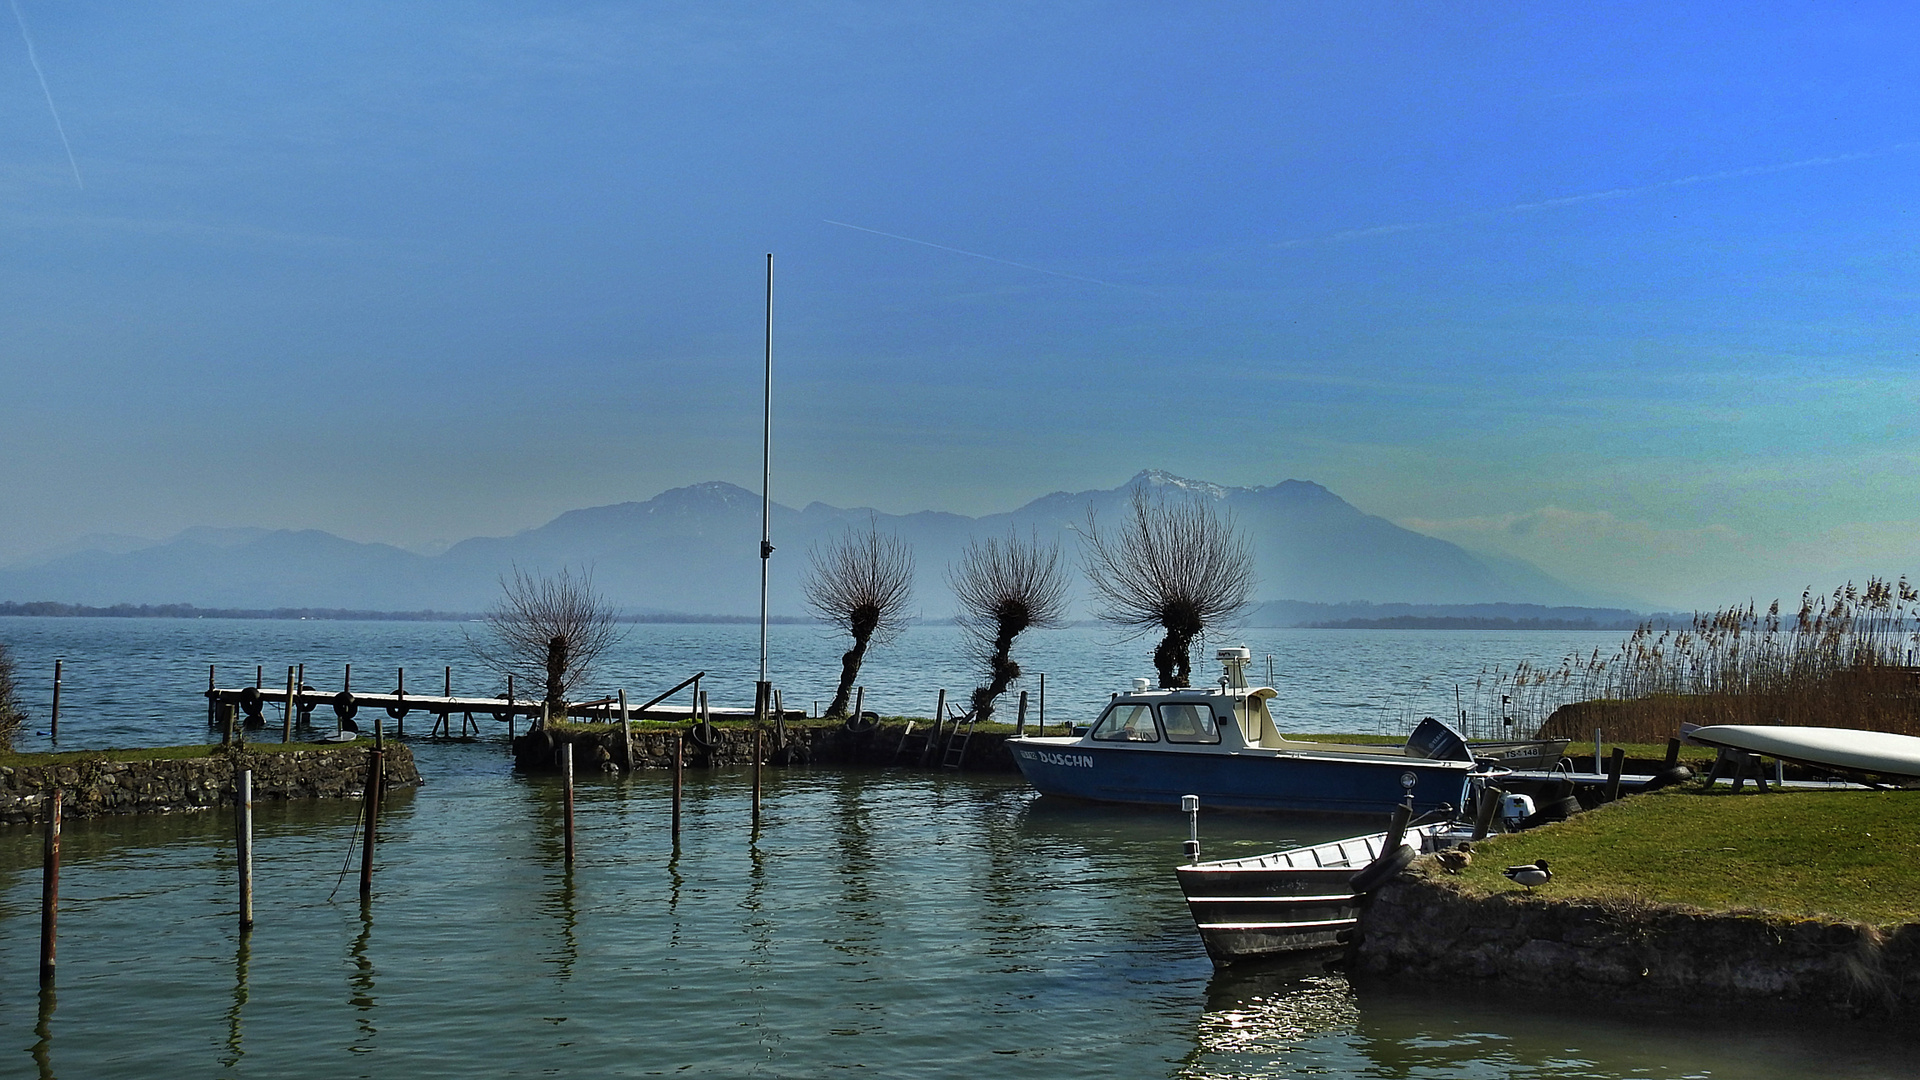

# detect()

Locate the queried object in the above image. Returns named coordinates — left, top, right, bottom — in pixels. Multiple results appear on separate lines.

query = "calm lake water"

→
left=2, top=619, right=1915, bottom=1078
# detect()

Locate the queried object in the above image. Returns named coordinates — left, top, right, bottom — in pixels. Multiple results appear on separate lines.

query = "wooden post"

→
left=222, top=702, right=236, bottom=746
left=1016, top=690, right=1029, bottom=736
left=255, top=664, right=262, bottom=688
left=619, top=689, right=633, bottom=773
left=562, top=743, right=576, bottom=866
left=236, top=768, right=254, bottom=932
left=506, top=673, right=514, bottom=744
left=852, top=685, right=865, bottom=731
left=1605, top=747, right=1625, bottom=802
left=40, top=789, right=60, bottom=985
left=358, top=748, right=383, bottom=898
left=50, top=659, right=61, bottom=740
left=296, top=663, right=305, bottom=730
left=1664, top=737, right=1682, bottom=769
left=396, top=667, right=407, bottom=737
left=283, top=667, right=296, bottom=743
left=921, top=689, right=946, bottom=766
left=691, top=674, right=702, bottom=722
left=773, top=689, right=786, bottom=749
left=1039, top=672, right=1045, bottom=731
left=672, top=732, right=683, bottom=843
left=752, top=728, right=763, bottom=826
left=208, top=663, right=217, bottom=728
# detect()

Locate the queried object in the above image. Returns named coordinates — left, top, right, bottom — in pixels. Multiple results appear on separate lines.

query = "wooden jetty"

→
left=203, top=687, right=783, bottom=724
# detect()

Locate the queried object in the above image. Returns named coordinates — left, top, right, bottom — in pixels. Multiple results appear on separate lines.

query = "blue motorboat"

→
left=1006, top=647, right=1479, bottom=816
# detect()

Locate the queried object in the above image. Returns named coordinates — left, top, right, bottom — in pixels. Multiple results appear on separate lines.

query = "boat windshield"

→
left=1159, top=702, right=1221, bottom=744
left=1090, top=703, right=1160, bottom=742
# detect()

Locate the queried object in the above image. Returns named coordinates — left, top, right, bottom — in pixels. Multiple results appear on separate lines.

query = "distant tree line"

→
left=0, top=601, right=815, bottom=624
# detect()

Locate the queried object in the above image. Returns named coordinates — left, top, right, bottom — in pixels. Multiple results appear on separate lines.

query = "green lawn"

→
left=0, top=742, right=347, bottom=767
left=1443, top=787, right=1920, bottom=925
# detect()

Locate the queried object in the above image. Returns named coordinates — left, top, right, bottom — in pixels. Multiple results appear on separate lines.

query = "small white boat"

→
left=1006, top=647, right=1483, bottom=816
left=1176, top=817, right=1469, bottom=966
left=1689, top=724, right=1920, bottom=781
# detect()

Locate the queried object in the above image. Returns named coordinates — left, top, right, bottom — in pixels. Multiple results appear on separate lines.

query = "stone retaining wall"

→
left=1351, top=864, right=1920, bottom=1018
left=513, top=722, right=1021, bottom=773
left=0, top=744, right=422, bottom=824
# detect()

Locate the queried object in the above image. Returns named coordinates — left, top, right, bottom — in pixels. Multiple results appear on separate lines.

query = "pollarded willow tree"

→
left=1079, top=489, right=1256, bottom=688
left=804, top=522, right=915, bottom=718
left=468, top=565, right=625, bottom=725
left=950, top=530, right=1070, bottom=722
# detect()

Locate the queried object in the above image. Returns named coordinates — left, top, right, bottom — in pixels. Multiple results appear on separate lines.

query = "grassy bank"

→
left=1443, top=788, right=1920, bottom=925
left=1, top=742, right=362, bottom=767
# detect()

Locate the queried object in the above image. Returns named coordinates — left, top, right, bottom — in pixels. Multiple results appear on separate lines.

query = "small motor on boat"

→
left=1498, top=793, right=1536, bottom=830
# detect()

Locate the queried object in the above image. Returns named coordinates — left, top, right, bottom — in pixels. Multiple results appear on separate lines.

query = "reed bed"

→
left=1534, top=578, right=1920, bottom=743
left=1396, top=578, right=1920, bottom=744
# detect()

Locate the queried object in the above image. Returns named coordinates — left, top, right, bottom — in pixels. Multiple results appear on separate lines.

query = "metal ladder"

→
left=940, top=706, right=978, bottom=769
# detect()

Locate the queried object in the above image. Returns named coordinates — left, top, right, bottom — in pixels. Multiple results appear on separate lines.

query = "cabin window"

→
left=1090, top=703, right=1160, bottom=742
left=1159, top=702, right=1220, bottom=744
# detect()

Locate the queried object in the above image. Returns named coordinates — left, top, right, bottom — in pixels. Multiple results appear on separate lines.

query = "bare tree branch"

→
left=466, top=565, right=625, bottom=723
left=950, top=529, right=1069, bottom=721
left=804, top=519, right=915, bottom=717
left=1079, top=489, right=1255, bottom=688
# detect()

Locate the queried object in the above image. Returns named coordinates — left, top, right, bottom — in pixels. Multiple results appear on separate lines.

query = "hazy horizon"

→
left=5, top=3, right=1916, bottom=612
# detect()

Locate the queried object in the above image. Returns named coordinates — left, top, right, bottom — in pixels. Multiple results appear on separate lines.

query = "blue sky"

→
left=3, top=1, right=1916, bottom=609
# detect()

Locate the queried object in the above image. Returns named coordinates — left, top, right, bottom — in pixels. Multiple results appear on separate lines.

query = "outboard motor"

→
left=1216, top=646, right=1251, bottom=689
left=1498, top=793, right=1536, bottom=830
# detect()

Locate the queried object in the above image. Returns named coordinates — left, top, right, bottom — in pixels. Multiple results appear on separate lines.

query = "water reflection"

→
left=348, top=899, right=377, bottom=1046
left=30, top=985, right=54, bottom=1080
left=221, top=935, right=250, bottom=1069
left=547, top=868, right=579, bottom=980
left=1178, top=964, right=1358, bottom=1079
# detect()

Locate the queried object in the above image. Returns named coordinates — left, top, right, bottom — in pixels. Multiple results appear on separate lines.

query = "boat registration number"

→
left=1021, top=749, right=1093, bottom=769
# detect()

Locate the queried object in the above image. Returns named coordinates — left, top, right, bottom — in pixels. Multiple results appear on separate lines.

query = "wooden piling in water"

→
left=672, top=733, right=683, bottom=843
left=562, top=743, right=576, bottom=866
left=236, top=769, right=254, bottom=932
left=283, top=667, right=295, bottom=743
left=208, top=664, right=217, bottom=728
left=396, top=667, right=407, bottom=737
left=40, top=790, right=60, bottom=985
left=49, top=659, right=61, bottom=740
left=358, top=748, right=383, bottom=898
left=1016, top=690, right=1028, bottom=736
left=1038, top=673, right=1045, bottom=731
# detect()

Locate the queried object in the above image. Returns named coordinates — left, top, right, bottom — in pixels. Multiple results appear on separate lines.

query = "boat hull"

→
left=1007, top=739, right=1471, bottom=816
left=1176, top=829, right=1435, bottom=966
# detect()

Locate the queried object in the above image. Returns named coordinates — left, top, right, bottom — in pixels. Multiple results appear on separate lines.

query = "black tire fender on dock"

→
left=689, top=721, right=716, bottom=750
left=332, top=691, right=358, bottom=721
left=1348, top=843, right=1418, bottom=894
left=239, top=686, right=264, bottom=719
left=387, top=691, right=410, bottom=720
left=843, top=711, right=878, bottom=733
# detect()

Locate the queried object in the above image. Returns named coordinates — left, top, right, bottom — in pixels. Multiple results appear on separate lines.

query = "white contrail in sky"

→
left=1273, top=142, right=1920, bottom=250
left=824, top=219, right=1125, bottom=288
left=10, top=0, right=83, bottom=189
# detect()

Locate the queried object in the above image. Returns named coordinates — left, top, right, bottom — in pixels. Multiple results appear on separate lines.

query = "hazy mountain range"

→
left=0, top=470, right=1627, bottom=618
